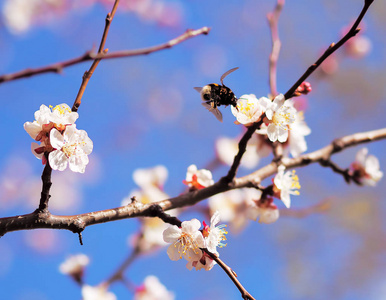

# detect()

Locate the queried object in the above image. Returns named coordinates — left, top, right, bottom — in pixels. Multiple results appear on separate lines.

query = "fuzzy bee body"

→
left=194, top=67, right=239, bottom=122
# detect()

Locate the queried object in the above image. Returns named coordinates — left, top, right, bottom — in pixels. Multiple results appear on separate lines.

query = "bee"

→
left=194, top=67, right=239, bottom=122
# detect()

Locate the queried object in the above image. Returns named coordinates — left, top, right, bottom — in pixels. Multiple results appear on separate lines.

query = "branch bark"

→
left=1, top=127, right=384, bottom=237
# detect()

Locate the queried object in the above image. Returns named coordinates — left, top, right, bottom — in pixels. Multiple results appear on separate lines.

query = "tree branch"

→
left=267, top=0, right=285, bottom=97
left=1, top=127, right=384, bottom=237
left=72, top=0, right=121, bottom=112
left=0, top=27, right=210, bottom=86
left=284, top=0, right=374, bottom=99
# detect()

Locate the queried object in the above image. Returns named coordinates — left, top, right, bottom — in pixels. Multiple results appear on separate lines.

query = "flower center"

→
left=237, top=100, right=257, bottom=118
left=51, top=104, right=72, bottom=116
left=62, top=140, right=86, bottom=158
left=173, top=232, right=200, bottom=259
left=272, top=106, right=295, bottom=129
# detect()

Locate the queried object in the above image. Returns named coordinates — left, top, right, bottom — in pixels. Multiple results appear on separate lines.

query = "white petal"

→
left=167, top=244, right=182, bottom=261
left=267, top=124, right=278, bottom=142
left=163, top=226, right=181, bottom=243
left=181, top=219, right=201, bottom=233
left=50, top=129, right=64, bottom=149
left=49, top=150, right=68, bottom=171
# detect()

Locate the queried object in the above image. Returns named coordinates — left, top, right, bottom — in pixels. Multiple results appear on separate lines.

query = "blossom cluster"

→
left=24, top=104, right=93, bottom=173
left=163, top=211, right=227, bottom=271
left=232, top=93, right=311, bottom=148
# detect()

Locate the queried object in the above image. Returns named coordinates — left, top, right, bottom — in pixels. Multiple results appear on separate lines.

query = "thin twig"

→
left=1, top=127, right=384, bottom=236
left=284, top=0, right=374, bottom=99
left=206, top=251, right=256, bottom=300
left=267, top=0, right=285, bottom=97
left=0, top=27, right=210, bottom=86
left=223, top=121, right=263, bottom=184
left=72, top=0, right=120, bottom=112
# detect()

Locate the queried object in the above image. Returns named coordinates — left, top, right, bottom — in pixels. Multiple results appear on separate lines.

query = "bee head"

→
left=200, top=85, right=212, bottom=101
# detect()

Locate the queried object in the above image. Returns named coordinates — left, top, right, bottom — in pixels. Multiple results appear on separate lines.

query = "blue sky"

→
left=0, top=0, right=386, bottom=299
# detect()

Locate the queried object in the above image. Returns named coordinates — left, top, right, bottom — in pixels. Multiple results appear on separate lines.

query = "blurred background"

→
left=0, top=0, right=385, bottom=299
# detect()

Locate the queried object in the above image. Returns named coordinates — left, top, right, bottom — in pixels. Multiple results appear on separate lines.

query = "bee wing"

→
left=193, top=87, right=203, bottom=93
left=220, top=67, right=239, bottom=85
left=201, top=102, right=223, bottom=122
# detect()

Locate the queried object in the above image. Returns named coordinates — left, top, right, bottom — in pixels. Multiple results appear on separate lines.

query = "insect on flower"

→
left=194, top=67, right=239, bottom=122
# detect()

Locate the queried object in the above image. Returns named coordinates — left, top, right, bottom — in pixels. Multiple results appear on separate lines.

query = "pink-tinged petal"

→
left=267, top=124, right=278, bottom=142
left=48, top=150, right=68, bottom=171
left=31, top=142, right=44, bottom=160
left=184, top=248, right=202, bottom=262
left=163, top=226, right=181, bottom=243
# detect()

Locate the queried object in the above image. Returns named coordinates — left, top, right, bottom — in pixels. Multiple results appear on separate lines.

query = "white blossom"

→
left=260, top=94, right=296, bottom=143
left=231, top=94, right=264, bottom=125
left=246, top=198, right=279, bottom=224
left=134, top=275, right=175, bottom=300
left=163, top=219, right=205, bottom=262
left=59, top=254, right=89, bottom=276
left=183, top=164, right=214, bottom=190
left=49, top=125, right=93, bottom=173
left=350, top=148, right=383, bottom=186
left=209, top=188, right=262, bottom=232
left=202, top=211, right=227, bottom=254
left=273, top=165, right=300, bottom=208
left=288, top=111, right=311, bottom=157
left=133, top=165, right=168, bottom=190
left=81, top=285, right=116, bottom=300
left=186, top=252, right=216, bottom=271
left=24, top=104, right=78, bottom=141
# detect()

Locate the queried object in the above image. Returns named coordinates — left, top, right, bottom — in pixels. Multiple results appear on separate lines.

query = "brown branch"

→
left=0, top=27, right=210, bottom=86
left=284, top=0, right=374, bottom=99
left=72, top=0, right=120, bottom=112
left=206, top=251, right=256, bottom=300
left=267, top=0, right=285, bottom=97
left=223, top=121, right=263, bottom=184
left=38, top=161, right=52, bottom=211
left=1, top=127, right=384, bottom=237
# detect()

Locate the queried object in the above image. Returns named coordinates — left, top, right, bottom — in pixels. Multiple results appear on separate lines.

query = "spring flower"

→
left=163, top=219, right=205, bottom=262
left=59, top=254, right=89, bottom=283
left=183, top=164, right=214, bottom=190
left=209, top=188, right=262, bottom=232
left=260, top=94, right=296, bottom=143
left=186, top=252, right=216, bottom=271
left=24, top=104, right=79, bottom=141
left=49, top=125, right=93, bottom=173
left=273, top=165, right=300, bottom=208
left=202, top=211, right=227, bottom=254
left=231, top=94, right=264, bottom=125
left=350, top=148, right=383, bottom=186
left=288, top=111, right=311, bottom=157
left=133, top=165, right=168, bottom=190
left=81, top=285, right=116, bottom=300
left=247, top=197, right=279, bottom=224
left=134, top=276, right=175, bottom=300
